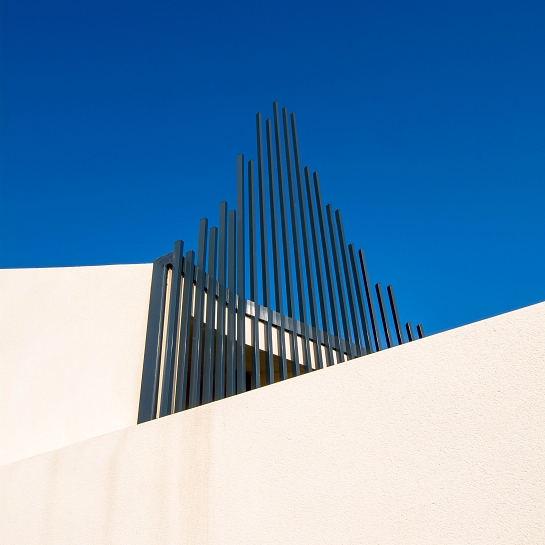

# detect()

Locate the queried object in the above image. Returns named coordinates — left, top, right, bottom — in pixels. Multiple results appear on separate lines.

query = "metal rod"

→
left=313, top=172, right=344, bottom=362
left=214, top=201, right=228, bottom=400
left=202, top=227, right=218, bottom=405
left=138, top=252, right=171, bottom=423
left=273, top=102, right=300, bottom=376
left=236, top=154, right=246, bottom=394
left=375, top=283, right=393, bottom=348
left=257, top=114, right=275, bottom=385
left=248, top=159, right=261, bottom=389
left=283, top=107, right=312, bottom=373
left=266, top=118, right=288, bottom=380
left=326, top=204, right=353, bottom=359
left=291, top=112, right=323, bottom=370
left=417, top=324, right=426, bottom=339
left=358, top=249, right=382, bottom=351
left=405, top=322, right=415, bottom=341
left=387, top=285, right=404, bottom=345
left=305, top=167, right=334, bottom=366
left=335, top=210, right=366, bottom=356
left=349, top=243, right=373, bottom=354
left=159, top=240, right=184, bottom=416
left=188, top=218, right=209, bottom=409
left=174, top=250, right=195, bottom=412
left=226, top=210, right=237, bottom=397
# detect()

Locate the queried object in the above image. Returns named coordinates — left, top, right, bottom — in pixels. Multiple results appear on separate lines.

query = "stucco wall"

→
left=1, top=301, right=544, bottom=544
left=0, top=264, right=153, bottom=466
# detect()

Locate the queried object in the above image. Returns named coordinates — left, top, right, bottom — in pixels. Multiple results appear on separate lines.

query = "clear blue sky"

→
left=1, top=0, right=544, bottom=335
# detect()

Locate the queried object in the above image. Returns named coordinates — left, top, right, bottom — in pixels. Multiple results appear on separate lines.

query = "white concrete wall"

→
left=0, top=264, right=153, bottom=466
left=1, top=301, right=544, bottom=544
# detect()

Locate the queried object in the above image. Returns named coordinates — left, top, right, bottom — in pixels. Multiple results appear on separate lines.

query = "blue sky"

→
left=1, top=0, right=544, bottom=335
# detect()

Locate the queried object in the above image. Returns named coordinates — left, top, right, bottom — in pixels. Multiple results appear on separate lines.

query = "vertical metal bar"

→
left=305, top=167, right=334, bottom=367
left=335, top=210, right=365, bottom=357
left=236, top=154, right=246, bottom=394
left=313, top=172, right=344, bottom=362
left=417, top=324, right=426, bottom=339
left=248, top=159, right=261, bottom=389
left=273, top=102, right=300, bottom=376
left=375, top=283, right=393, bottom=348
left=225, top=210, right=237, bottom=397
left=138, top=253, right=171, bottom=423
left=266, top=118, right=288, bottom=380
left=174, top=250, right=195, bottom=412
left=214, top=201, right=228, bottom=400
left=290, top=112, right=323, bottom=370
left=349, top=243, right=373, bottom=354
left=159, top=240, right=184, bottom=416
left=326, top=205, right=354, bottom=359
left=282, top=107, right=312, bottom=373
left=405, top=322, right=415, bottom=341
left=257, top=113, right=275, bottom=385
left=387, top=285, right=404, bottom=345
left=358, top=249, right=383, bottom=352
left=202, top=227, right=218, bottom=405
left=226, top=210, right=237, bottom=397
left=188, top=219, right=209, bottom=409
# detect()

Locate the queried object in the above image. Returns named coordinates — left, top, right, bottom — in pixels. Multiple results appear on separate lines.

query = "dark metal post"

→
left=305, top=167, right=334, bottom=367
left=188, top=219, right=209, bottom=409
left=257, top=113, right=275, bottom=385
left=214, top=202, right=228, bottom=400
left=273, top=102, right=300, bottom=376
left=291, top=113, right=323, bottom=370
left=335, top=210, right=366, bottom=356
left=358, top=249, right=382, bottom=352
left=375, top=283, right=393, bottom=348
left=349, top=243, right=373, bottom=354
left=266, top=118, right=288, bottom=380
left=226, top=210, right=237, bottom=397
left=138, top=253, right=172, bottom=423
left=159, top=240, right=184, bottom=416
left=174, top=250, right=195, bottom=412
left=417, top=324, right=426, bottom=339
left=236, top=154, right=246, bottom=393
left=202, top=227, right=218, bottom=405
left=248, top=159, right=261, bottom=389
left=314, top=172, right=344, bottom=362
left=405, top=322, right=415, bottom=341
left=387, top=285, right=404, bottom=345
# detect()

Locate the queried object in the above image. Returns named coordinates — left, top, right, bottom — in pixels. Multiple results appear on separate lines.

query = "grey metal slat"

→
left=248, top=159, right=261, bottom=389
left=256, top=113, right=275, bottom=385
left=138, top=252, right=172, bottom=423
left=273, top=102, right=300, bottom=376
left=387, top=285, right=404, bottom=345
left=358, top=249, right=383, bottom=351
left=226, top=210, right=237, bottom=397
left=236, top=154, right=246, bottom=394
left=266, top=118, right=288, bottom=380
left=291, top=113, right=323, bottom=370
left=313, top=172, right=344, bottom=362
left=159, top=240, right=184, bottom=416
left=417, top=324, right=426, bottom=338
left=214, top=201, right=228, bottom=400
left=375, top=283, right=393, bottom=348
left=202, top=227, right=218, bottom=404
left=335, top=210, right=365, bottom=357
left=326, top=204, right=354, bottom=359
left=304, top=167, right=334, bottom=367
left=174, top=250, right=195, bottom=412
left=188, top=219, right=209, bottom=409
left=406, top=322, right=415, bottom=341
left=348, top=244, right=373, bottom=354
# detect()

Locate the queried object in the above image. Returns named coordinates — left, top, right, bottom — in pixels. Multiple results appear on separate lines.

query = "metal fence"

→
left=138, top=103, right=425, bottom=424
